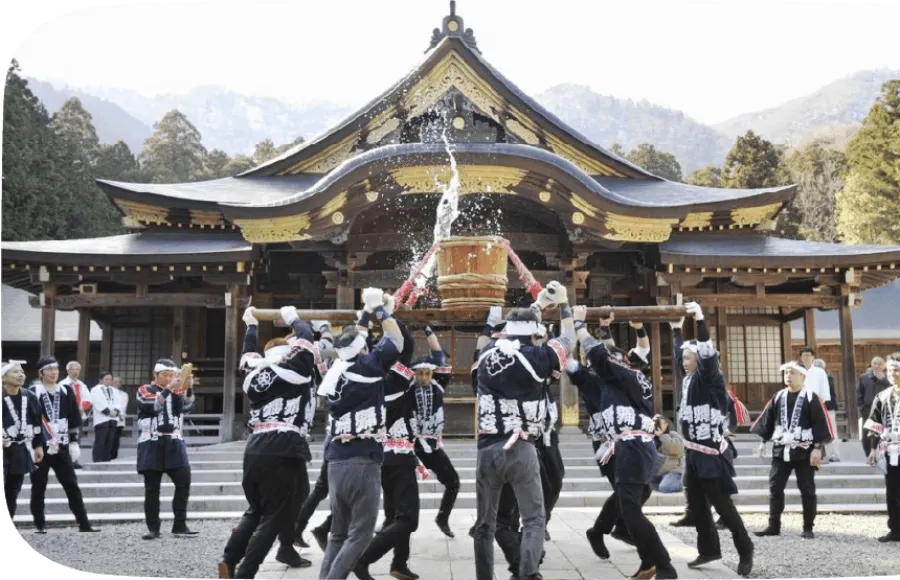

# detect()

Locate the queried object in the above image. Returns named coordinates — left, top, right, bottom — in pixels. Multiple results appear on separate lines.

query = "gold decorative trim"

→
left=366, top=117, right=400, bottom=145
left=317, top=191, right=348, bottom=221
left=505, top=118, right=540, bottom=145
left=539, top=190, right=551, bottom=202
left=569, top=192, right=599, bottom=218
left=233, top=213, right=312, bottom=243
left=678, top=212, right=713, bottom=230
left=605, top=213, right=677, bottom=242
left=572, top=212, right=585, bottom=225
left=365, top=190, right=380, bottom=202
left=391, top=165, right=526, bottom=195
left=189, top=209, right=224, bottom=228
left=561, top=404, right=580, bottom=427
left=331, top=211, right=345, bottom=225
left=730, top=203, right=782, bottom=227
left=291, top=140, right=356, bottom=174
left=116, top=199, right=170, bottom=226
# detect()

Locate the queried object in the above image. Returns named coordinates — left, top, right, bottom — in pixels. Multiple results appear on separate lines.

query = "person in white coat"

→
left=111, top=376, right=128, bottom=460
left=90, top=372, right=120, bottom=463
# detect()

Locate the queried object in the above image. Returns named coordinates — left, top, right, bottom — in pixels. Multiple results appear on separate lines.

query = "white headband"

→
left=335, top=334, right=367, bottom=361
left=780, top=361, right=807, bottom=375
left=2, top=360, right=26, bottom=377
left=887, top=359, right=900, bottom=369
left=264, top=344, right=291, bottom=359
left=38, top=361, right=59, bottom=372
left=154, top=363, right=178, bottom=374
left=411, top=362, right=437, bottom=371
left=680, top=341, right=699, bottom=354
left=505, top=320, right=540, bottom=336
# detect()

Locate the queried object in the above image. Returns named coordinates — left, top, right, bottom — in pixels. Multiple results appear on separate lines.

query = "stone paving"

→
left=257, top=508, right=736, bottom=580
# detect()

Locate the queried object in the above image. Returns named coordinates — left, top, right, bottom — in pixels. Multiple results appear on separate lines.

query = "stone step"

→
left=11, top=503, right=888, bottom=527
left=20, top=486, right=888, bottom=515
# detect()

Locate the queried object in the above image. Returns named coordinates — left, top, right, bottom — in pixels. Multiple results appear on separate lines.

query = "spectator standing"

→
left=812, top=360, right=840, bottom=462
left=858, top=357, right=890, bottom=456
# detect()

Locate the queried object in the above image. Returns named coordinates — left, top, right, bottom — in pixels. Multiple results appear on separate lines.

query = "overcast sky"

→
left=13, top=0, right=900, bottom=125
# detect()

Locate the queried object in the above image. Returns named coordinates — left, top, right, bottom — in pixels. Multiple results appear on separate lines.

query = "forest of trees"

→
left=3, top=59, right=899, bottom=246
left=2, top=60, right=303, bottom=241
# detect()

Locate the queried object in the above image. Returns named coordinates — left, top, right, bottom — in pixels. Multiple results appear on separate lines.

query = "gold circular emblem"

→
left=331, top=211, right=345, bottom=225
left=452, top=116, right=465, bottom=130
left=448, top=20, right=459, bottom=31
left=365, top=191, right=379, bottom=202
left=539, top=191, right=551, bottom=203
left=572, top=212, right=585, bottom=225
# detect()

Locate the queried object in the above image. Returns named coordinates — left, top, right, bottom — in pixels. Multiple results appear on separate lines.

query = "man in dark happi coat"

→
left=411, top=325, right=460, bottom=539
left=3, top=361, right=44, bottom=520
left=136, top=357, right=198, bottom=540
left=751, top=361, right=835, bottom=539
left=674, top=302, right=753, bottom=576
left=219, top=305, right=330, bottom=578
left=29, top=356, right=99, bottom=533
left=567, top=307, right=676, bottom=580
left=863, top=352, right=900, bottom=542
left=317, top=288, right=404, bottom=580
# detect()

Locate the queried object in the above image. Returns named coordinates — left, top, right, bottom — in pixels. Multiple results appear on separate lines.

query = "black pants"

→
left=358, top=463, right=419, bottom=570
left=415, top=443, right=459, bottom=522
left=5, top=472, right=25, bottom=520
left=768, top=456, right=817, bottom=531
left=591, top=459, right=651, bottom=537
left=686, top=471, right=753, bottom=560
left=142, top=466, right=192, bottom=533
left=223, top=456, right=306, bottom=579
left=295, top=458, right=328, bottom=537
left=616, top=482, right=673, bottom=571
left=29, top=447, right=91, bottom=529
left=111, top=426, right=124, bottom=460
left=537, top=434, right=565, bottom=522
left=92, top=422, right=117, bottom=463
left=887, top=464, right=900, bottom=534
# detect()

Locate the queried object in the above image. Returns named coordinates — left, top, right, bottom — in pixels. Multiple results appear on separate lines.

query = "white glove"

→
left=529, top=302, right=543, bottom=323
left=684, top=301, right=704, bottom=321
left=536, top=281, right=568, bottom=308
left=311, top=320, right=330, bottom=333
left=756, top=442, right=766, bottom=459
left=486, top=306, right=504, bottom=328
left=670, top=317, right=684, bottom=330
left=242, top=307, right=258, bottom=327
left=362, top=287, right=384, bottom=313
left=280, top=305, right=299, bottom=325
left=382, top=293, right=396, bottom=316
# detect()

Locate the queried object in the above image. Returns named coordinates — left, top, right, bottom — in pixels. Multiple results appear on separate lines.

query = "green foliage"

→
left=686, top=165, right=722, bottom=187
left=222, top=154, right=257, bottom=176
left=204, top=149, right=232, bottom=179
left=721, top=130, right=785, bottom=188
left=836, top=80, right=900, bottom=244
left=95, top=140, right=141, bottom=181
left=624, top=143, right=683, bottom=181
left=139, top=110, right=207, bottom=182
left=609, top=143, right=626, bottom=157
left=49, top=97, right=101, bottom=165
left=778, top=142, right=847, bottom=241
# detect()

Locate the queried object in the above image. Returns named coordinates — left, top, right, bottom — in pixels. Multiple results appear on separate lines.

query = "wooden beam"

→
left=49, top=293, right=249, bottom=310
left=172, top=307, right=185, bottom=365
left=221, top=286, right=241, bottom=443
left=650, top=322, right=662, bottom=415
left=838, top=296, right=859, bottom=439
left=76, top=309, right=91, bottom=377
left=348, top=233, right=564, bottom=253
left=687, top=294, right=841, bottom=309
left=803, top=309, right=817, bottom=351
left=40, top=284, right=56, bottom=356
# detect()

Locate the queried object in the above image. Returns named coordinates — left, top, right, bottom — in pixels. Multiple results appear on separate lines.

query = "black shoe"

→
left=436, top=517, right=455, bottom=538
left=545, top=529, right=551, bottom=541
left=390, top=565, right=420, bottom=580
left=276, top=545, right=312, bottom=568
left=585, top=528, right=609, bottom=559
left=294, top=534, right=310, bottom=548
left=311, top=525, right=328, bottom=551
left=217, top=561, right=234, bottom=579
left=172, top=526, right=199, bottom=537
left=73, top=462, right=83, bottom=470
left=353, top=564, right=376, bottom=580
left=737, top=549, right=754, bottom=577
left=142, top=531, right=161, bottom=540
left=655, top=564, right=678, bottom=579
left=611, top=529, right=635, bottom=547
left=630, top=566, right=657, bottom=579
left=34, top=527, right=47, bottom=534
left=670, top=515, right=694, bottom=527
left=468, top=525, right=476, bottom=539
left=687, top=554, right=721, bottom=568
left=754, top=526, right=780, bottom=537
left=801, top=530, right=815, bottom=539
left=78, top=526, right=101, bottom=532
left=878, top=531, right=900, bottom=542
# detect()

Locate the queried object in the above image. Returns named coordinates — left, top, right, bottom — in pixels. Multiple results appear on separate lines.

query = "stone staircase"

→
left=14, top=435, right=886, bottom=525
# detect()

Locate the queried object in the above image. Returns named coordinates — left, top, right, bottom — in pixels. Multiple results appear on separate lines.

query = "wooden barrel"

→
left=436, top=236, right=508, bottom=310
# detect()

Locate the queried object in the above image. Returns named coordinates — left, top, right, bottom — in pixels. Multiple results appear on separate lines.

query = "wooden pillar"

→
left=558, top=257, right=587, bottom=432
left=40, top=284, right=57, bottom=356
left=171, top=307, right=185, bottom=365
left=99, top=322, right=112, bottom=372
left=76, top=309, right=91, bottom=377
left=781, top=307, right=793, bottom=362
left=715, top=308, right=729, bottom=376
left=838, top=295, right=858, bottom=438
left=803, top=309, right=817, bottom=351
left=221, top=285, right=242, bottom=443
left=650, top=322, right=662, bottom=415
left=336, top=257, right=358, bottom=310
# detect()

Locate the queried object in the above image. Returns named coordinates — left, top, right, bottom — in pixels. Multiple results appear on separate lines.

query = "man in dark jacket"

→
left=858, top=357, right=890, bottom=456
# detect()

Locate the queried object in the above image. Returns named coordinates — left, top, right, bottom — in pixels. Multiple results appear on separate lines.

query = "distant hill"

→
left=713, top=68, right=899, bottom=149
left=26, top=78, right=152, bottom=153
left=534, top=84, right=733, bottom=173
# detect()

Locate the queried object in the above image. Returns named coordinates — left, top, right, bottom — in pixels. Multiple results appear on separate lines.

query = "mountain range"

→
left=25, top=68, right=898, bottom=174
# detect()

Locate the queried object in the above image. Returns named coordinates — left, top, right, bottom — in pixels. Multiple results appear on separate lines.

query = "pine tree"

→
left=721, top=130, right=785, bottom=188
left=49, top=97, right=101, bottom=166
left=836, top=80, right=900, bottom=244
left=95, top=140, right=141, bottom=181
left=204, top=149, right=232, bottom=179
left=625, top=143, right=683, bottom=181
left=253, top=138, right=277, bottom=164
left=779, top=142, right=846, bottom=241
left=139, top=110, right=207, bottom=183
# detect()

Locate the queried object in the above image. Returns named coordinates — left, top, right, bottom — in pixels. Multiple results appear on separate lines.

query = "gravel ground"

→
left=649, top=513, right=900, bottom=579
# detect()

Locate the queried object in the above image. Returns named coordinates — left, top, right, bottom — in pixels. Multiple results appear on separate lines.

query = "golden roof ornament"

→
left=428, top=1, right=479, bottom=53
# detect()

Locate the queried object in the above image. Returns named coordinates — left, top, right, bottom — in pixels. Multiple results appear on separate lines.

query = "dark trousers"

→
left=223, top=456, right=306, bottom=578
left=537, top=435, right=565, bottom=522
left=686, top=471, right=753, bottom=560
left=768, top=456, right=817, bottom=531
left=615, top=482, right=673, bottom=570
left=111, top=426, right=124, bottom=460
left=29, top=447, right=91, bottom=529
left=92, top=422, right=117, bottom=463
left=416, top=444, right=459, bottom=523
left=5, top=472, right=25, bottom=520
left=359, top=464, right=420, bottom=570
left=494, top=483, right=528, bottom=575
left=142, top=466, right=192, bottom=533
left=295, top=458, right=329, bottom=536
left=887, top=464, right=900, bottom=533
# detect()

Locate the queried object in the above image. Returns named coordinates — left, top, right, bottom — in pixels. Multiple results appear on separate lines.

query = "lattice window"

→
left=727, top=325, right=783, bottom=384
left=111, top=327, right=152, bottom=387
